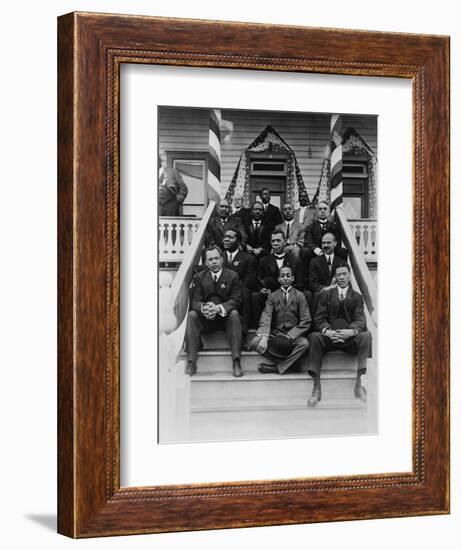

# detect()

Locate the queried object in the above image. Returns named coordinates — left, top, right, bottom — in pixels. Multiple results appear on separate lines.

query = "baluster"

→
left=159, top=221, right=166, bottom=254
left=362, top=224, right=369, bottom=256
left=178, top=223, right=186, bottom=255
left=370, top=223, right=377, bottom=257
left=164, top=222, right=173, bottom=257
left=187, top=223, right=195, bottom=247
left=171, top=223, right=178, bottom=256
left=354, top=224, right=361, bottom=248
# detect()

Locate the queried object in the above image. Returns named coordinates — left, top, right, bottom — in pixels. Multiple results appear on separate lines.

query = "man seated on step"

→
left=222, top=227, right=258, bottom=335
left=294, top=189, right=316, bottom=228
left=244, top=201, right=272, bottom=259
left=306, top=263, right=371, bottom=407
left=303, top=200, right=347, bottom=266
left=231, top=194, right=251, bottom=226
left=185, top=244, right=244, bottom=378
left=251, top=229, right=306, bottom=326
left=274, top=203, right=306, bottom=260
left=205, top=198, right=247, bottom=249
left=308, top=231, right=347, bottom=314
left=250, top=265, right=311, bottom=375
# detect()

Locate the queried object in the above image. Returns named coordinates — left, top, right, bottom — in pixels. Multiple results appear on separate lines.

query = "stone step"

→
left=190, top=371, right=366, bottom=411
left=201, top=330, right=256, bottom=350
left=182, top=349, right=360, bottom=375
left=191, top=397, right=366, bottom=412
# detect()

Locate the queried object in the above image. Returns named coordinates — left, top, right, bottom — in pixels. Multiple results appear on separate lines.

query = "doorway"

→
left=249, top=155, right=288, bottom=208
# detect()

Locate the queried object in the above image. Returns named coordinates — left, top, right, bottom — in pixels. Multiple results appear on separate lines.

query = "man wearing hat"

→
left=250, top=265, right=311, bottom=375
left=306, top=263, right=371, bottom=407
left=158, top=153, right=188, bottom=216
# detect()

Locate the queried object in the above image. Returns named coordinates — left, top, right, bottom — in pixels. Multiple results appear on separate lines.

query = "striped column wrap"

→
left=329, top=114, right=343, bottom=210
left=208, top=109, right=222, bottom=203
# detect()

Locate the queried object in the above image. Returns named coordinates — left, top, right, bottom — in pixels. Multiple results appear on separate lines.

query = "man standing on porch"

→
left=158, top=153, right=188, bottom=216
left=306, top=263, right=370, bottom=407
left=185, top=245, right=244, bottom=378
left=260, top=187, right=282, bottom=230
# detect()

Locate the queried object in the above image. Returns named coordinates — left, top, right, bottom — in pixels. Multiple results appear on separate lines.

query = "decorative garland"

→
left=224, top=125, right=309, bottom=207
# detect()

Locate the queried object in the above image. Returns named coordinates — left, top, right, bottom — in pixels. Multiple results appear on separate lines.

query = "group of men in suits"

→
left=184, top=189, right=371, bottom=406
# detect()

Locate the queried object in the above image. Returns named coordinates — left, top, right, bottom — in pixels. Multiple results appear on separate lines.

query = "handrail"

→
left=336, top=207, right=377, bottom=324
left=168, top=201, right=216, bottom=354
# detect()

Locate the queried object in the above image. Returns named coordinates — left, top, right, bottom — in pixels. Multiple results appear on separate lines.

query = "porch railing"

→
left=337, top=208, right=377, bottom=324
left=349, top=219, right=377, bottom=263
left=159, top=216, right=202, bottom=263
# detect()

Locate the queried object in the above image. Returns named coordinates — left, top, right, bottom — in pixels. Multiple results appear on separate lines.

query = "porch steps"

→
left=183, top=331, right=367, bottom=414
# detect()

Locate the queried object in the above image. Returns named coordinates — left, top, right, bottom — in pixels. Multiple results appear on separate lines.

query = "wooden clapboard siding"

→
left=158, top=107, right=209, bottom=153
left=220, top=109, right=329, bottom=200
left=158, top=107, right=377, bottom=203
left=342, top=114, right=378, bottom=154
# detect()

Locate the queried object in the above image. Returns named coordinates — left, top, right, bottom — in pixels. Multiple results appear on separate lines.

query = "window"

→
left=342, top=160, right=369, bottom=219
left=167, top=151, right=208, bottom=217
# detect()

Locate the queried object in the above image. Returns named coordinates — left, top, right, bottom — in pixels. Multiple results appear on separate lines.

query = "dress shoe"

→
left=233, top=358, right=243, bottom=377
left=354, top=384, right=367, bottom=402
left=307, top=385, right=322, bottom=407
left=257, top=363, right=278, bottom=374
left=185, top=361, right=197, bottom=376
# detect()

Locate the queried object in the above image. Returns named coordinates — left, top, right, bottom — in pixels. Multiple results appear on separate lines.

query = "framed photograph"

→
left=58, top=12, right=449, bottom=537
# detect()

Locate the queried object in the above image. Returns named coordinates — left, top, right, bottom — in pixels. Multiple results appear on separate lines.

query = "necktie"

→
left=283, top=290, right=288, bottom=306
left=327, top=256, right=332, bottom=272
left=285, top=223, right=290, bottom=241
left=254, top=222, right=260, bottom=239
left=213, top=275, right=218, bottom=287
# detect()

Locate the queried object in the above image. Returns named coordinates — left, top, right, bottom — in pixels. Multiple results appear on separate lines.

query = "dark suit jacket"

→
left=304, top=220, right=342, bottom=251
left=257, top=287, right=312, bottom=339
left=258, top=252, right=304, bottom=292
left=204, top=214, right=247, bottom=248
left=314, top=286, right=367, bottom=332
left=191, top=267, right=242, bottom=315
left=244, top=220, right=272, bottom=254
left=232, top=207, right=251, bottom=226
left=262, top=203, right=282, bottom=230
left=308, top=254, right=346, bottom=293
left=158, top=167, right=188, bottom=216
left=222, top=249, right=258, bottom=291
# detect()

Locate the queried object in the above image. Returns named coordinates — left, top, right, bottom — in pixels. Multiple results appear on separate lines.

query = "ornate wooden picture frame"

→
left=58, top=12, right=450, bottom=537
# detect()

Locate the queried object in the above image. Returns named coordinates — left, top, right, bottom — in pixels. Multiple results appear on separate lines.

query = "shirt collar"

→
left=212, top=269, right=222, bottom=280
left=338, top=285, right=349, bottom=296
left=281, top=286, right=292, bottom=294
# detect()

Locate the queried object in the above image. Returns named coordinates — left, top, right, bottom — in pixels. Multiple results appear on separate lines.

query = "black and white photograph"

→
left=158, top=106, right=378, bottom=443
